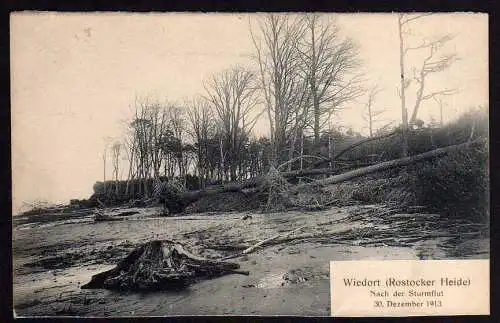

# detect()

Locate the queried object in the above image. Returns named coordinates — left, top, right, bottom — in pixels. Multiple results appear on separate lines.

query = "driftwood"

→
left=114, top=211, right=140, bottom=217
left=81, top=240, right=248, bottom=290
left=93, top=209, right=141, bottom=222
left=221, top=225, right=306, bottom=260
left=94, top=210, right=123, bottom=222
left=95, top=216, right=123, bottom=222
left=219, top=226, right=354, bottom=260
left=160, top=139, right=484, bottom=214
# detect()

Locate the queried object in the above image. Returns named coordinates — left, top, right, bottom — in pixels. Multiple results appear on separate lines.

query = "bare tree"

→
left=185, top=97, right=215, bottom=188
left=167, top=105, right=187, bottom=181
left=432, top=95, right=448, bottom=126
left=147, top=102, right=169, bottom=182
left=129, top=98, right=156, bottom=195
left=102, top=145, right=107, bottom=184
left=397, top=13, right=414, bottom=157
left=362, top=85, right=385, bottom=137
left=111, top=141, right=122, bottom=195
left=204, top=66, right=260, bottom=181
left=298, top=14, right=364, bottom=146
left=111, top=142, right=121, bottom=181
left=123, top=98, right=190, bottom=194
left=250, top=14, right=308, bottom=166
left=122, top=132, right=137, bottom=196
left=406, top=35, right=458, bottom=125
left=397, top=13, right=458, bottom=156
left=102, top=136, right=113, bottom=193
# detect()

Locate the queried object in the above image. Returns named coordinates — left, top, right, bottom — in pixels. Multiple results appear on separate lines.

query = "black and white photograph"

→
left=11, top=12, right=489, bottom=317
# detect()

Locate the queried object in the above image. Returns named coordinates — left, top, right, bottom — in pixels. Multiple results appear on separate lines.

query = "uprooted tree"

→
left=81, top=240, right=248, bottom=290
left=158, top=138, right=485, bottom=214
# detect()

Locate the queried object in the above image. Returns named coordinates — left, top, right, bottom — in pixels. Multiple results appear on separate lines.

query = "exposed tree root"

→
left=81, top=240, right=248, bottom=290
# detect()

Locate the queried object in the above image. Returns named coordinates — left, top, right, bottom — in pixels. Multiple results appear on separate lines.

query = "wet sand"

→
left=13, top=205, right=488, bottom=317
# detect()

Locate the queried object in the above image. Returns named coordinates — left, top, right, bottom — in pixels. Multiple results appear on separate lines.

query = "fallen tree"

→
left=291, top=138, right=485, bottom=193
left=160, top=165, right=374, bottom=213
left=309, top=129, right=401, bottom=169
left=160, top=138, right=485, bottom=214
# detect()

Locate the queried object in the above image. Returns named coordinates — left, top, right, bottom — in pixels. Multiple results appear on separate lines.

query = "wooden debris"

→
left=221, top=226, right=311, bottom=260
left=114, top=211, right=140, bottom=217
left=94, top=210, right=123, bottom=222
left=93, top=210, right=140, bottom=222
left=96, top=198, right=107, bottom=208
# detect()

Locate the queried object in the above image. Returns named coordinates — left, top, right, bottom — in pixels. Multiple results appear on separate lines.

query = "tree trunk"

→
left=103, top=153, right=107, bottom=194
left=300, top=133, right=304, bottom=170
left=398, top=14, right=409, bottom=157
left=292, top=138, right=484, bottom=193
left=439, top=99, right=444, bottom=126
left=328, top=134, right=332, bottom=168
left=368, top=103, right=373, bottom=137
left=288, top=127, right=298, bottom=172
left=310, top=129, right=400, bottom=169
left=313, top=96, right=320, bottom=147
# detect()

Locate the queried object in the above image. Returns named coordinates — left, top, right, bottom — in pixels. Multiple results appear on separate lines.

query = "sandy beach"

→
left=13, top=205, right=488, bottom=317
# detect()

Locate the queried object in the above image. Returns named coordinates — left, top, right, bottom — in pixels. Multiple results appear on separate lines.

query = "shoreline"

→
left=13, top=205, right=489, bottom=316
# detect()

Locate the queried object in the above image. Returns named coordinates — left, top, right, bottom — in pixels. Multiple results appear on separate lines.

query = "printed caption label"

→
left=330, top=259, right=489, bottom=317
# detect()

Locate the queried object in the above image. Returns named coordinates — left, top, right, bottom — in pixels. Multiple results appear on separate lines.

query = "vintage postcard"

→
left=11, top=12, right=489, bottom=317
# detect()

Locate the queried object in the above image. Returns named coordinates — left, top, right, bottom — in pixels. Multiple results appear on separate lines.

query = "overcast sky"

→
left=11, top=12, right=488, bottom=213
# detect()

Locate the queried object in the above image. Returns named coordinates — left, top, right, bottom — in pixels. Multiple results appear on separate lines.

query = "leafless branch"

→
left=422, top=88, right=458, bottom=101
left=400, top=13, right=433, bottom=25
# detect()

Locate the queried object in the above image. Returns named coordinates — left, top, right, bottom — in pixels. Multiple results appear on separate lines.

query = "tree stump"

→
left=81, top=240, right=247, bottom=290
